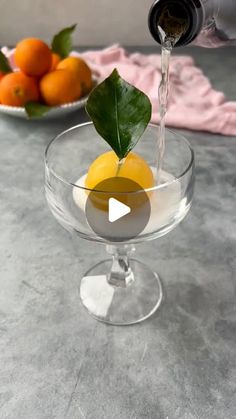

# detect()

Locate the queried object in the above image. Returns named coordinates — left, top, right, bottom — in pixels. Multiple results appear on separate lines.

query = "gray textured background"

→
left=0, top=0, right=155, bottom=47
left=0, top=46, right=236, bottom=418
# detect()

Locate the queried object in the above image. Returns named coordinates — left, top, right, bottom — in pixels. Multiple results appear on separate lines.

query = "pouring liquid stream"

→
left=157, top=12, right=189, bottom=183
left=157, top=33, right=172, bottom=183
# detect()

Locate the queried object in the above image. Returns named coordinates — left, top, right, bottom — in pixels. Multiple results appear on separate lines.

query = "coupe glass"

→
left=45, top=122, right=194, bottom=325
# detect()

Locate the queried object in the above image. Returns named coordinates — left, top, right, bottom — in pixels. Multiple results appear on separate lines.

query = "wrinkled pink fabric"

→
left=3, top=45, right=236, bottom=136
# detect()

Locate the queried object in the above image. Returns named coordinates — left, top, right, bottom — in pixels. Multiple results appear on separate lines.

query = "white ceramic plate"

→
left=0, top=95, right=89, bottom=120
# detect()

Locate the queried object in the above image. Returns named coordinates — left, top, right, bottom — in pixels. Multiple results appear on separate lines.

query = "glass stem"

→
left=106, top=244, right=135, bottom=288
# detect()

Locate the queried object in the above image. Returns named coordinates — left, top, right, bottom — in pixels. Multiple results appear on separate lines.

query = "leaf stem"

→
left=115, top=158, right=125, bottom=176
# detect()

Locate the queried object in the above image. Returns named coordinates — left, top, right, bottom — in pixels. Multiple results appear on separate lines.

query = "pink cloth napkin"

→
left=3, top=45, right=236, bottom=136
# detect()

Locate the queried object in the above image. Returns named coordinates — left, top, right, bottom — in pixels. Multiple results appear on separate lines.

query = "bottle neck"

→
left=148, top=0, right=204, bottom=47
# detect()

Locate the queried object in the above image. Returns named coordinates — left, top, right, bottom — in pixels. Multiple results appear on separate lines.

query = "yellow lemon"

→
left=85, top=151, right=154, bottom=210
left=86, top=151, right=154, bottom=190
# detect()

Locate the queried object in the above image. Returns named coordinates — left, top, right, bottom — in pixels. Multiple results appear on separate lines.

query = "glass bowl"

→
left=45, top=122, right=194, bottom=325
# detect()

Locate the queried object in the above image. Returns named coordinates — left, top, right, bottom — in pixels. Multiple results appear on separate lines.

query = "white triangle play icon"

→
left=108, top=198, right=131, bottom=223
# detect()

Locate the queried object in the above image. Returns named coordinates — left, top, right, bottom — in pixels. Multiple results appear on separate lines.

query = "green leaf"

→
left=0, top=51, right=12, bottom=73
left=86, top=69, right=152, bottom=160
left=25, top=102, right=51, bottom=119
left=51, top=24, right=77, bottom=58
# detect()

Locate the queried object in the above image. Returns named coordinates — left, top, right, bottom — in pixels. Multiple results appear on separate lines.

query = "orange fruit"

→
left=0, top=73, right=5, bottom=82
left=57, top=56, right=93, bottom=95
left=50, top=53, right=61, bottom=71
left=0, top=71, right=39, bottom=106
left=39, top=69, right=81, bottom=106
left=85, top=151, right=154, bottom=210
left=14, top=38, right=52, bottom=77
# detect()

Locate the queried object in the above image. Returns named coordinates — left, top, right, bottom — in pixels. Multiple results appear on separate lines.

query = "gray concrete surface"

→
left=0, top=47, right=236, bottom=419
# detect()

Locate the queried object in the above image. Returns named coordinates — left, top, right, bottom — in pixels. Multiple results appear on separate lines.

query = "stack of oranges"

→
left=0, top=38, right=93, bottom=107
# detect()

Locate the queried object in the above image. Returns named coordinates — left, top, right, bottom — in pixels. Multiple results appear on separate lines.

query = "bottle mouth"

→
left=148, top=0, right=204, bottom=47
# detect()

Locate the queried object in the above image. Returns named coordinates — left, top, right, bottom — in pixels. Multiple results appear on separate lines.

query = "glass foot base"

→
left=80, top=259, right=163, bottom=325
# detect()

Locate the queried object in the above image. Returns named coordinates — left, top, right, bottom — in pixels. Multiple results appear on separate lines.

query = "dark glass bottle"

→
left=148, top=0, right=236, bottom=47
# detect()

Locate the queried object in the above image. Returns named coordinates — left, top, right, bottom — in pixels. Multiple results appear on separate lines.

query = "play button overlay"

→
left=109, top=198, right=131, bottom=223
left=85, top=176, right=151, bottom=242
